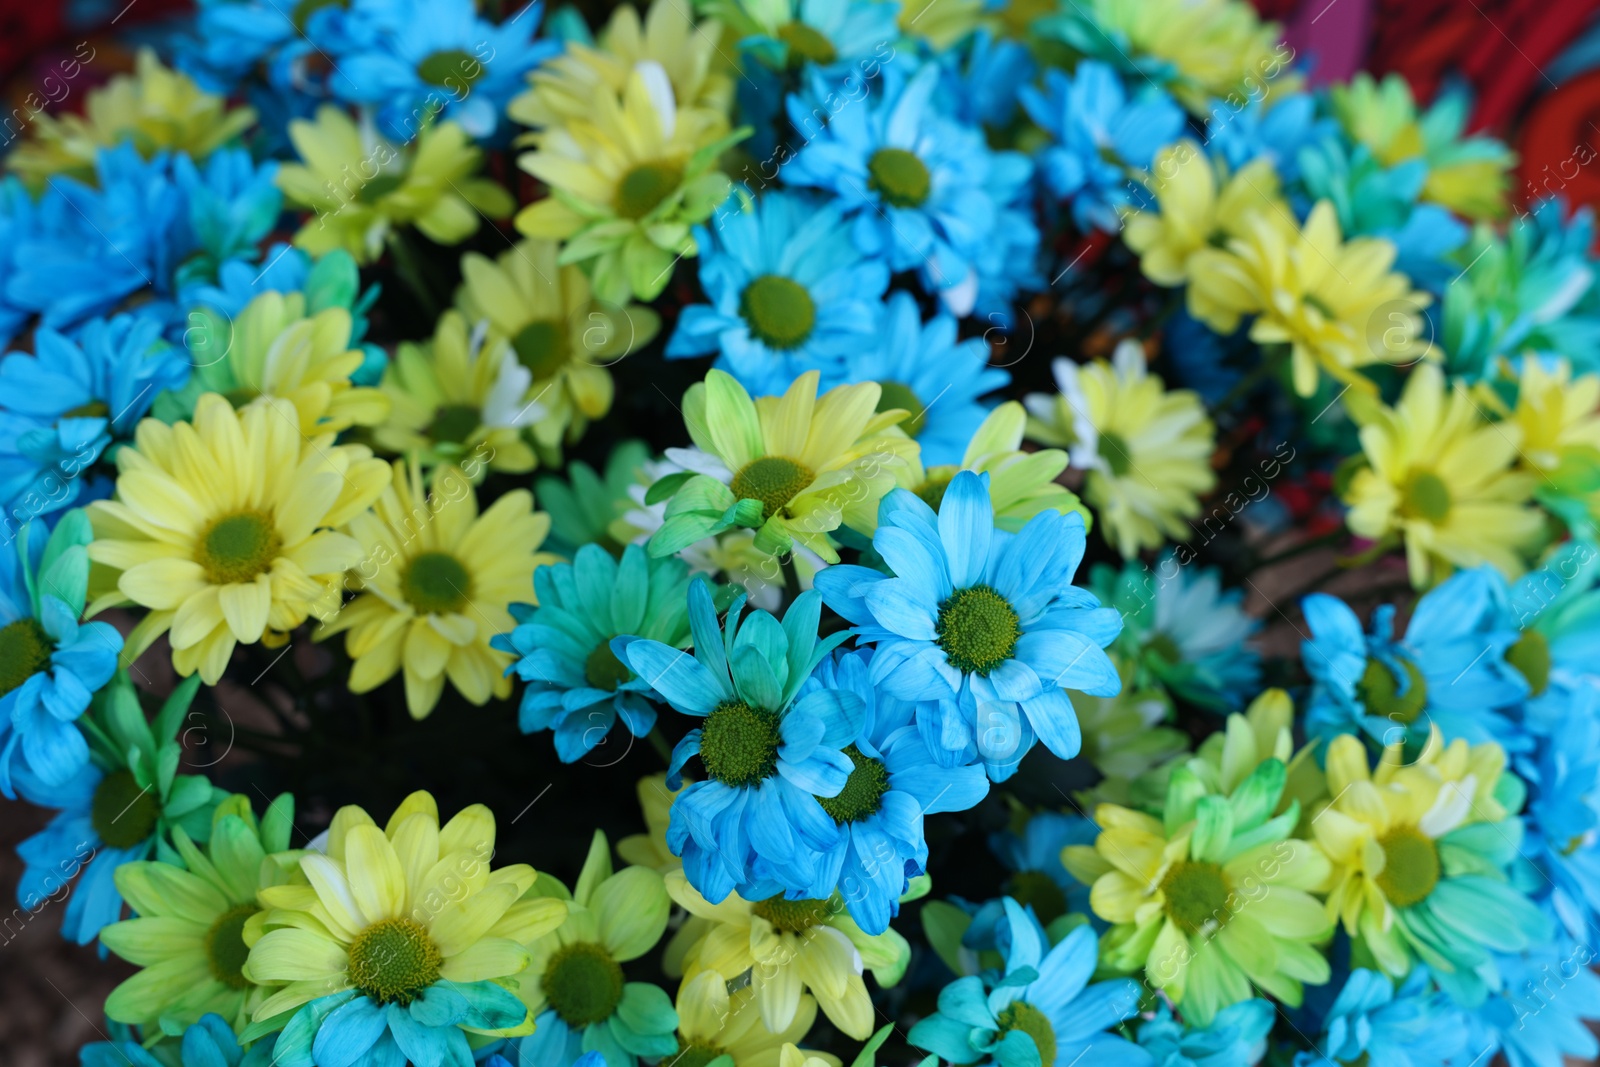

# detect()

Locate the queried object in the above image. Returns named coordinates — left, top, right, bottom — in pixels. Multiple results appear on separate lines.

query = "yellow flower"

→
left=672, top=970, right=839, bottom=1067
left=87, top=394, right=387, bottom=683
left=375, top=310, right=541, bottom=476
left=1341, top=363, right=1542, bottom=586
left=1071, top=656, right=1186, bottom=808
left=1480, top=357, right=1600, bottom=496
left=277, top=107, right=514, bottom=264
left=455, top=239, right=660, bottom=460
left=617, top=773, right=684, bottom=873
left=898, top=0, right=987, bottom=49
left=317, top=459, right=556, bottom=719
left=8, top=49, right=254, bottom=189
left=1191, top=200, right=1430, bottom=396
left=1025, top=341, right=1215, bottom=558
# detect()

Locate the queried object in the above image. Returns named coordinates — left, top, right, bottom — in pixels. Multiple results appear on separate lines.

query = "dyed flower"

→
left=1483, top=356, right=1600, bottom=528
left=1295, top=967, right=1469, bottom=1067
left=537, top=440, right=652, bottom=557
left=1467, top=939, right=1600, bottom=1067
left=1069, top=659, right=1186, bottom=808
left=616, top=774, right=685, bottom=874
left=178, top=245, right=377, bottom=333
left=1206, top=92, right=1335, bottom=184
left=1138, top=999, right=1273, bottom=1067
left=1025, top=342, right=1216, bottom=558
left=708, top=0, right=899, bottom=71
left=989, top=811, right=1097, bottom=928
left=669, top=971, right=836, bottom=1067
left=80, top=1012, right=277, bottom=1067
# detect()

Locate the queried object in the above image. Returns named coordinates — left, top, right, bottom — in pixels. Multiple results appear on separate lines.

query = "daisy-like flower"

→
left=494, top=543, right=693, bottom=762
left=1481, top=357, right=1600, bottom=523
left=101, top=793, right=298, bottom=1032
left=1025, top=341, right=1216, bottom=558
left=648, top=369, right=917, bottom=564
left=1069, top=658, right=1186, bottom=809
left=990, top=811, right=1098, bottom=929
left=318, top=459, right=556, bottom=719
left=1138, top=999, right=1274, bottom=1066
left=510, top=831, right=676, bottom=1067
left=538, top=440, right=652, bottom=557
left=908, top=900, right=1147, bottom=1067
left=708, top=0, right=899, bottom=71
left=665, top=191, right=891, bottom=397
left=621, top=580, right=859, bottom=901
left=669, top=971, right=837, bottom=1067
left=247, top=792, right=566, bottom=1065
left=87, top=394, right=387, bottom=684
left=1341, top=363, right=1543, bottom=586
left=617, top=773, right=685, bottom=874
left=1296, top=967, right=1469, bottom=1067
left=81, top=1012, right=278, bottom=1067
left=816, top=470, right=1121, bottom=781
left=276, top=107, right=514, bottom=265
left=375, top=310, right=542, bottom=476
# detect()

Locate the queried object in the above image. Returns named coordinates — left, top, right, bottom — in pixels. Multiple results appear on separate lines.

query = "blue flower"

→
left=784, top=61, right=1036, bottom=317
left=1020, top=61, right=1185, bottom=233
left=730, top=0, right=901, bottom=72
left=936, top=29, right=1035, bottom=129
left=80, top=1012, right=278, bottom=1066
left=988, top=810, right=1096, bottom=927
left=908, top=899, right=1149, bottom=1067
left=1518, top=684, right=1600, bottom=941
left=816, top=470, right=1121, bottom=782
left=799, top=649, right=988, bottom=933
left=1138, top=999, right=1273, bottom=1067
left=1467, top=941, right=1600, bottom=1067
left=1295, top=967, right=1470, bottom=1067
left=494, top=543, right=694, bottom=763
left=666, top=191, right=889, bottom=396
left=273, top=982, right=530, bottom=1067
left=620, top=580, right=859, bottom=902
left=176, top=147, right=283, bottom=282
left=1205, top=92, right=1334, bottom=185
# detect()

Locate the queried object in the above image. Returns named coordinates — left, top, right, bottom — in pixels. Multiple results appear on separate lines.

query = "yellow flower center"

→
left=730, top=456, right=814, bottom=522
left=427, top=403, right=481, bottom=445
left=205, top=903, right=260, bottom=990
left=90, top=770, right=160, bottom=850
left=542, top=941, right=625, bottom=1028
left=739, top=274, right=817, bottom=351
left=1160, top=860, right=1231, bottom=935
left=401, top=551, right=471, bottom=615
left=196, top=511, right=281, bottom=585
left=699, top=700, right=781, bottom=787
left=875, top=380, right=928, bottom=438
left=1506, top=629, right=1550, bottom=697
left=1356, top=658, right=1428, bottom=725
left=417, top=49, right=484, bottom=88
left=1402, top=470, right=1452, bottom=524
left=1098, top=430, right=1133, bottom=477
left=816, top=745, right=890, bottom=823
left=996, top=1001, right=1057, bottom=1067
left=1002, top=870, right=1067, bottom=927
left=1374, top=825, right=1440, bottom=908
left=584, top=641, right=632, bottom=691
left=348, top=917, right=443, bottom=1005
left=615, top=161, right=684, bottom=220
left=512, top=319, right=571, bottom=380
left=776, top=21, right=837, bottom=65
left=751, top=895, right=831, bottom=932
left=867, top=148, right=931, bottom=209
left=0, top=617, right=52, bottom=698
left=936, top=585, right=1021, bottom=676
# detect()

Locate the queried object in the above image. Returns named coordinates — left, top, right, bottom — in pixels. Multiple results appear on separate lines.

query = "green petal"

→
left=594, top=867, right=670, bottom=962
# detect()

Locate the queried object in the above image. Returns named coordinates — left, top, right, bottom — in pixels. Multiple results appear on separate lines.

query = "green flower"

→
left=536, top=440, right=653, bottom=557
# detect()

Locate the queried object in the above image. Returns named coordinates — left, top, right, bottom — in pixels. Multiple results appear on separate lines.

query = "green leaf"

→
left=644, top=471, right=695, bottom=505
left=154, top=676, right=204, bottom=747
left=920, top=900, right=972, bottom=977
left=849, top=1024, right=895, bottom=1067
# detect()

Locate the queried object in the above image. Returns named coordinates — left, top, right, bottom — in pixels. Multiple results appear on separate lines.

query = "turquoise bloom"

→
left=272, top=982, right=529, bottom=1067
left=1467, top=941, right=1600, bottom=1067
left=177, top=244, right=380, bottom=360
left=1206, top=92, right=1334, bottom=184
left=535, top=441, right=651, bottom=557
left=989, top=811, right=1096, bottom=928
left=815, top=471, right=1121, bottom=782
left=1296, top=968, right=1469, bottom=1067
left=710, top=0, right=901, bottom=71
left=494, top=544, right=694, bottom=763
left=1138, top=999, right=1273, bottom=1067
left=621, top=580, right=859, bottom=902
left=80, top=1012, right=278, bottom=1066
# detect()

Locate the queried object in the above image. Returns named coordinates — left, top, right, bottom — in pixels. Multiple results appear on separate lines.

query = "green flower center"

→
left=428, top=403, right=481, bottom=445
left=867, top=148, right=931, bottom=209
left=401, top=551, right=471, bottom=615
left=1403, top=470, right=1452, bottom=524
left=542, top=941, right=625, bottom=1028
left=348, top=917, right=443, bottom=1005
left=1144, top=632, right=1183, bottom=666
left=615, top=161, right=684, bottom=220
left=292, top=0, right=347, bottom=32
left=730, top=455, right=814, bottom=522
left=417, top=49, right=484, bottom=88
left=0, top=617, right=53, bottom=698
left=63, top=399, right=111, bottom=419
left=996, top=1000, right=1057, bottom=1067
left=699, top=700, right=781, bottom=787
left=90, top=770, right=160, bottom=851
left=751, top=895, right=831, bottom=933
left=1506, top=629, right=1550, bottom=697
left=1374, top=825, right=1440, bottom=908
left=513, top=319, right=571, bottom=380
left=776, top=21, right=837, bottom=65
left=585, top=641, right=632, bottom=691
left=671, top=1042, right=727, bottom=1067
left=915, top=472, right=952, bottom=511
left=875, top=381, right=928, bottom=438
left=1160, top=860, right=1231, bottom=935
left=1097, top=430, right=1133, bottom=477
left=1002, top=870, right=1067, bottom=927
left=1356, top=657, right=1428, bottom=725
left=816, top=745, right=890, bottom=823
left=739, top=274, right=817, bottom=351
left=196, top=511, right=281, bottom=586
left=205, top=903, right=260, bottom=990
left=936, top=585, right=1021, bottom=676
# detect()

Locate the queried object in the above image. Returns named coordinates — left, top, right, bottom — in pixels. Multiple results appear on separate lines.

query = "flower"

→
left=1138, top=999, right=1273, bottom=1067
left=665, top=191, right=890, bottom=397
left=1340, top=363, right=1543, bottom=586
left=1025, top=341, right=1216, bottom=558
left=1206, top=92, right=1335, bottom=184
left=247, top=792, right=566, bottom=1064
left=494, top=543, right=693, bottom=761
left=1467, top=939, right=1600, bottom=1067
left=707, top=0, right=899, bottom=71
left=510, top=831, right=676, bottom=1067
left=815, top=470, right=1122, bottom=781
left=100, top=793, right=298, bottom=1032
left=1069, top=659, right=1186, bottom=808
left=537, top=440, right=652, bottom=557
left=907, top=900, right=1147, bottom=1066
left=87, top=393, right=387, bottom=682
left=1295, top=967, right=1469, bottom=1067
left=318, top=459, right=556, bottom=719
left=989, top=811, right=1098, bottom=928
left=1484, top=356, right=1600, bottom=525
left=80, top=1012, right=278, bottom=1067
left=276, top=107, right=514, bottom=264
left=647, top=369, right=917, bottom=564
left=1019, top=61, right=1185, bottom=233
left=617, top=773, right=686, bottom=874
left=669, top=970, right=837, bottom=1067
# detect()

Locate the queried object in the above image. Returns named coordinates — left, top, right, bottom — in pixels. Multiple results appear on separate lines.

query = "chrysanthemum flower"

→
left=248, top=792, right=565, bottom=1065
left=616, top=773, right=685, bottom=874
left=1340, top=363, right=1543, bottom=586
left=101, top=793, right=298, bottom=1032
left=538, top=440, right=652, bottom=556
left=1024, top=342, right=1215, bottom=558
left=670, top=971, right=836, bottom=1067
left=1483, top=357, right=1600, bottom=521
left=80, top=1011, right=279, bottom=1067
left=87, top=394, right=387, bottom=683
left=649, top=369, right=916, bottom=563
left=318, top=460, right=556, bottom=719
left=1070, top=658, right=1186, bottom=808
left=1299, top=967, right=1470, bottom=1067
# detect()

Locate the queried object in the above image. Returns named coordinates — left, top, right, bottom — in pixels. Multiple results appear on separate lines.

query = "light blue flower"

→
left=936, top=29, right=1035, bottom=129
left=1467, top=941, right=1600, bottom=1067
left=1019, top=61, right=1185, bottom=233
left=666, top=190, right=890, bottom=396
left=272, top=980, right=530, bottom=1067
left=988, top=810, right=1096, bottom=928
left=1138, top=999, right=1273, bottom=1067
left=620, top=580, right=859, bottom=902
left=175, top=147, right=283, bottom=283
left=816, top=470, right=1121, bottom=782
left=1206, top=92, right=1334, bottom=185
left=80, top=1012, right=278, bottom=1067
left=721, top=0, right=901, bottom=72
left=1295, top=967, right=1469, bottom=1067
left=494, top=543, right=693, bottom=763
left=1518, top=683, right=1600, bottom=941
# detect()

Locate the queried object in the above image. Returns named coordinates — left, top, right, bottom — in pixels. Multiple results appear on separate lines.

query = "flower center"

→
left=1097, top=430, right=1133, bottom=476
left=90, top=770, right=160, bottom=850
left=401, top=551, right=471, bottom=615
left=996, top=1000, right=1057, bottom=1067
left=348, top=917, right=443, bottom=1005
left=63, top=399, right=111, bottom=419
left=739, top=274, right=816, bottom=351
left=671, top=1043, right=727, bottom=1067
left=816, top=745, right=890, bottom=823
left=1374, top=825, right=1440, bottom=908
left=936, top=585, right=1021, bottom=676
left=1144, top=632, right=1183, bottom=665
left=0, top=617, right=53, bottom=698
left=205, top=903, right=260, bottom=990
left=196, top=511, right=281, bottom=585
left=585, top=641, right=632, bottom=691
left=615, top=161, right=684, bottom=220
left=751, top=895, right=831, bottom=933
left=1356, top=657, right=1428, bottom=724
left=1160, top=860, right=1231, bottom=935
left=777, top=20, right=837, bottom=64
left=1506, top=629, right=1550, bottom=697
left=730, top=456, right=814, bottom=522
left=875, top=381, right=928, bottom=438
left=1402, top=470, right=1452, bottom=524
left=428, top=403, right=481, bottom=445
left=1002, top=870, right=1067, bottom=926
left=417, top=49, right=483, bottom=88
left=542, top=941, right=625, bottom=1028
left=914, top=472, right=952, bottom=510
left=512, top=319, right=571, bottom=380
left=698, top=700, right=782, bottom=787
left=867, top=148, right=931, bottom=209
